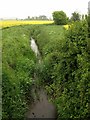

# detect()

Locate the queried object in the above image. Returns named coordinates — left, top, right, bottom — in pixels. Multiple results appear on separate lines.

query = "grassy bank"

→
left=2, top=25, right=37, bottom=119
left=30, top=25, right=65, bottom=57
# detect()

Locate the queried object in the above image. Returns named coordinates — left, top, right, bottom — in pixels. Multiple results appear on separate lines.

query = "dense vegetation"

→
left=30, top=20, right=90, bottom=119
left=2, top=18, right=90, bottom=119
left=2, top=25, right=37, bottom=119
left=87, top=14, right=90, bottom=37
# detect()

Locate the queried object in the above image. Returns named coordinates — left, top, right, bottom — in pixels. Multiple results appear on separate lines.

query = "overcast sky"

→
left=0, top=0, right=89, bottom=19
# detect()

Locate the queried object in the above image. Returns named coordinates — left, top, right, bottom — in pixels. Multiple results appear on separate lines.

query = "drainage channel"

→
left=25, top=37, right=57, bottom=119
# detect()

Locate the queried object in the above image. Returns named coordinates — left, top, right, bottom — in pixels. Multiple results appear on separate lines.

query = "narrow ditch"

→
left=25, top=37, right=57, bottom=119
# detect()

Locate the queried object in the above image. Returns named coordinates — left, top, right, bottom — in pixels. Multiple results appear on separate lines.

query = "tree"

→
left=70, top=12, right=81, bottom=21
left=52, top=11, right=68, bottom=25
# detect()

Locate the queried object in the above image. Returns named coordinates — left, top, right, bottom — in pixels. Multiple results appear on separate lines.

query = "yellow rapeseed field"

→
left=0, top=20, right=54, bottom=28
left=0, top=20, right=72, bottom=31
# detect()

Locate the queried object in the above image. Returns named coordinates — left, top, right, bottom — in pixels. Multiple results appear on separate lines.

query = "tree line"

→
left=52, top=10, right=89, bottom=25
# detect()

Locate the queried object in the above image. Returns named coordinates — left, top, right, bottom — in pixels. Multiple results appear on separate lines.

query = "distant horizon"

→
left=0, top=11, right=89, bottom=20
left=0, top=0, right=89, bottom=19
left=0, top=15, right=53, bottom=20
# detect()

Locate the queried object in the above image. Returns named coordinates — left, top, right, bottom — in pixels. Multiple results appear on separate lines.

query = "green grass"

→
left=2, top=25, right=37, bottom=119
left=30, top=25, right=65, bottom=57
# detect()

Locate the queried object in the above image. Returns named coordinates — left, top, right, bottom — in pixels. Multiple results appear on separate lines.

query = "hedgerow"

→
left=54, top=20, right=90, bottom=119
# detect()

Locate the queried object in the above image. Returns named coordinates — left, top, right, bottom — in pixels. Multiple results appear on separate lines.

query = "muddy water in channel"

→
left=25, top=38, right=57, bottom=119
left=26, top=89, right=56, bottom=119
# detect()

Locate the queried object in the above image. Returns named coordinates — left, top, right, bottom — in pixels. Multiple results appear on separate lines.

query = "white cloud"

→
left=0, top=0, right=89, bottom=19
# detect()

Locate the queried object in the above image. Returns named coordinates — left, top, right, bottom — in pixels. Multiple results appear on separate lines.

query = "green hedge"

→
left=54, top=21, right=90, bottom=119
